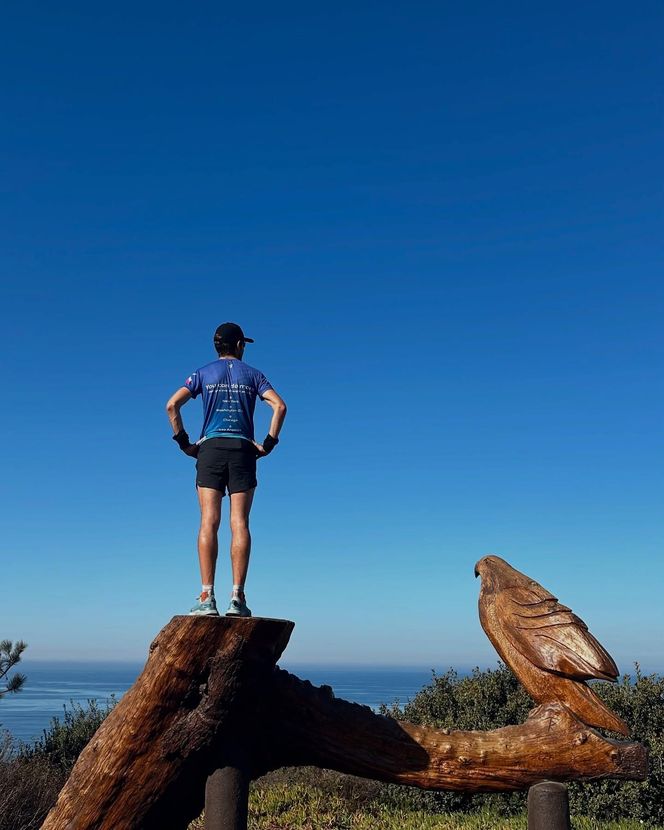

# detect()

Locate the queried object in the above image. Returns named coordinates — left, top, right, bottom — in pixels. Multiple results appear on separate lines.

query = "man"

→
left=166, top=322, right=287, bottom=618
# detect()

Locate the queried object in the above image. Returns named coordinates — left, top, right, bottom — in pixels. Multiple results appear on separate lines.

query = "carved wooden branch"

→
left=260, top=668, right=645, bottom=790
left=42, top=558, right=648, bottom=830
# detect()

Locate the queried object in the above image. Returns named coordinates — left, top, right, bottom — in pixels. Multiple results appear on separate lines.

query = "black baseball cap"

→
left=213, top=322, right=254, bottom=345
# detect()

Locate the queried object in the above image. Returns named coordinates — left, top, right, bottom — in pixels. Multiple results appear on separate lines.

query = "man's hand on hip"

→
left=183, top=444, right=199, bottom=458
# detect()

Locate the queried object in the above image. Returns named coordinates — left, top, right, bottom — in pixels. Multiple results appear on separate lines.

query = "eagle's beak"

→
left=474, top=564, right=480, bottom=578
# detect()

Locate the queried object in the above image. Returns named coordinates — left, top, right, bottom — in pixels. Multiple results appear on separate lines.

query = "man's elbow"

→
left=277, top=401, right=287, bottom=416
left=165, top=399, right=179, bottom=415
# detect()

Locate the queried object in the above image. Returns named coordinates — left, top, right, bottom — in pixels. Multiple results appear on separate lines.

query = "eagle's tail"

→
left=564, top=681, right=629, bottom=735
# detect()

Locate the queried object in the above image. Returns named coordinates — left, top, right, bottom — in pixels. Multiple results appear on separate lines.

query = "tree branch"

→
left=260, top=668, right=647, bottom=791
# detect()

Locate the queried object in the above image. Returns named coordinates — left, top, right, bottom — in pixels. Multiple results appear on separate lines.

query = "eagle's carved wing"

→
left=494, top=584, right=619, bottom=681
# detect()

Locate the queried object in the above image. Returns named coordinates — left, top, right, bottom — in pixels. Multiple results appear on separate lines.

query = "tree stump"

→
left=42, top=616, right=293, bottom=830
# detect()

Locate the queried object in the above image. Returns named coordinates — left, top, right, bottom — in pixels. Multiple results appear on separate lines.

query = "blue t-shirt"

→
left=184, top=358, right=273, bottom=443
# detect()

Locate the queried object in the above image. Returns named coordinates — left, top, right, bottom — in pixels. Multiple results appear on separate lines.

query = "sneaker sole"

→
left=188, top=610, right=220, bottom=617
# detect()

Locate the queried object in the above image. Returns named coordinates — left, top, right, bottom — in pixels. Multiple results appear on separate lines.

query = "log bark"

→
left=257, top=668, right=647, bottom=791
left=42, top=616, right=293, bottom=830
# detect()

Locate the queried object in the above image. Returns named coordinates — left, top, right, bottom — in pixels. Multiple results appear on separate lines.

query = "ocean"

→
left=0, top=661, right=443, bottom=746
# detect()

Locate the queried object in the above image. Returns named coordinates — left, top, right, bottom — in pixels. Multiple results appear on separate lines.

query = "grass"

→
left=186, top=779, right=658, bottom=830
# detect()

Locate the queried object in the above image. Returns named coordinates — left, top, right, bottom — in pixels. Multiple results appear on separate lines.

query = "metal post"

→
left=527, top=781, right=571, bottom=830
left=205, top=764, right=250, bottom=830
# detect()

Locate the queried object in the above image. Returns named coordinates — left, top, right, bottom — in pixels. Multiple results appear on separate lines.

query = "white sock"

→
left=201, top=584, right=214, bottom=599
left=232, top=584, right=244, bottom=599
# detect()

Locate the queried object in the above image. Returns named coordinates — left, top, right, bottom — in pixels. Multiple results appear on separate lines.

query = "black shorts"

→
left=195, top=438, right=257, bottom=495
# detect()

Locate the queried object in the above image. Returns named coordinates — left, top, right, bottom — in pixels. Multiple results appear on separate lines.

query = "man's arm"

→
left=262, top=389, right=287, bottom=438
left=165, top=387, right=198, bottom=456
left=254, top=389, right=287, bottom=456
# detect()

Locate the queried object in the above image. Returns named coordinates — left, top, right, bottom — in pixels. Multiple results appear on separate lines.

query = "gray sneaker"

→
left=189, top=595, right=219, bottom=616
left=226, top=597, right=252, bottom=617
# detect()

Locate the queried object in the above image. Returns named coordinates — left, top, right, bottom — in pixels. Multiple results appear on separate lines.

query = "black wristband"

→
left=263, top=434, right=279, bottom=454
left=173, top=430, right=191, bottom=450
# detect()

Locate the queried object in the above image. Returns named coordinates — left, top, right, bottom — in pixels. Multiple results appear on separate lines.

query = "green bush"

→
left=0, top=750, right=65, bottom=830
left=21, top=697, right=115, bottom=772
left=0, top=698, right=115, bottom=830
left=567, top=666, right=664, bottom=824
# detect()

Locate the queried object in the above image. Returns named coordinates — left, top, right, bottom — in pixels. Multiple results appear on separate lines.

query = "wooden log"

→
left=42, top=595, right=647, bottom=830
left=259, top=668, right=648, bottom=791
left=41, top=616, right=293, bottom=830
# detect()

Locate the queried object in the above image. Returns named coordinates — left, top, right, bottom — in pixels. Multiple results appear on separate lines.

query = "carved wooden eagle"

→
left=475, top=555, right=628, bottom=735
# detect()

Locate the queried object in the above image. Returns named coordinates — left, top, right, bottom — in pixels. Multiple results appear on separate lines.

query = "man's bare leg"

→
left=228, top=488, right=255, bottom=597
left=197, top=486, right=223, bottom=598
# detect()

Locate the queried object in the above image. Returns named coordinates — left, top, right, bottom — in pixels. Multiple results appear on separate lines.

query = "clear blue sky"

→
left=2, top=1, right=662, bottom=670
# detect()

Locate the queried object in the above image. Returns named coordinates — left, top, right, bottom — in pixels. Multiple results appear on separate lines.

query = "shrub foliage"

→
left=21, top=698, right=114, bottom=772
left=0, top=698, right=115, bottom=830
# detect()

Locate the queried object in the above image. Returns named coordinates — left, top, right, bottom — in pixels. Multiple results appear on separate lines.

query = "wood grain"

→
left=259, top=668, right=646, bottom=790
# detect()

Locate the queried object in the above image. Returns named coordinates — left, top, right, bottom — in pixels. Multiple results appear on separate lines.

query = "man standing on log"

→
left=166, top=322, right=287, bottom=618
